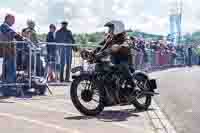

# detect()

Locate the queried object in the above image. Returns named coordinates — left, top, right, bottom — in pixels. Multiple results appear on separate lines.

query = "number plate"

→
left=149, top=79, right=157, bottom=90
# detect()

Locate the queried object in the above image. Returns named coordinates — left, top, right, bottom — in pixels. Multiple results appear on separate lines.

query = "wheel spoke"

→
left=133, top=78, right=151, bottom=108
left=138, top=94, right=146, bottom=99
left=76, top=79, right=101, bottom=110
left=92, top=98, right=99, bottom=103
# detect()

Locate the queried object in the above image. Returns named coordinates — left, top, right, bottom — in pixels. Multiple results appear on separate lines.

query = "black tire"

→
left=70, top=75, right=105, bottom=116
left=132, top=74, right=152, bottom=110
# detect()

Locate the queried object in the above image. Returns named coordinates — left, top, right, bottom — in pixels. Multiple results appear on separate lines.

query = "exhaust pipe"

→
left=142, top=91, right=159, bottom=96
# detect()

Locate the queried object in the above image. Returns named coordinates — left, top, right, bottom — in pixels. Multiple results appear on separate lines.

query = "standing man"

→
left=46, top=24, right=57, bottom=81
left=56, top=21, right=75, bottom=82
left=0, top=14, right=23, bottom=96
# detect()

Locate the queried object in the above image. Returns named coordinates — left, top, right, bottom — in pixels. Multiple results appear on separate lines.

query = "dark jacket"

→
left=55, top=27, right=75, bottom=44
left=55, top=27, right=77, bottom=52
left=55, top=27, right=76, bottom=64
left=46, top=32, right=56, bottom=42
left=0, top=23, right=17, bottom=41
left=0, top=23, right=23, bottom=57
left=46, top=32, right=56, bottom=53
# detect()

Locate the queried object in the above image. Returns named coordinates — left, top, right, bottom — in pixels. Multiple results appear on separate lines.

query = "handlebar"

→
left=80, top=42, right=142, bottom=62
left=95, top=48, right=112, bottom=59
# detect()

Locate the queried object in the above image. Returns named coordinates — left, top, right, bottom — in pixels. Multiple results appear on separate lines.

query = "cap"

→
left=61, top=21, right=68, bottom=25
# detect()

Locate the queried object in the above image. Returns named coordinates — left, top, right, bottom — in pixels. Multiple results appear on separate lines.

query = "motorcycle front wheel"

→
left=70, top=75, right=105, bottom=116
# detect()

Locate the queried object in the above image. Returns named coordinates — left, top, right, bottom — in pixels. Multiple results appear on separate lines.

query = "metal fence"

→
left=43, top=42, right=198, bottom=86
left=0, top=40, right=42, bottom=96
left=0, top=41, right=199, bottom=92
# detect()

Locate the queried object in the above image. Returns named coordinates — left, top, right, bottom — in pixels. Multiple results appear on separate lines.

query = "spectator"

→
left=16, top=28, right=31, bottom=71
left=24, top=20, right=45, bottom=76
left=16, top=29, right=27, bottom=70
left=56, top=21, right=75, bottom=82
left=0, top=14, right=23, bottom=96
left=196, top=46, right=200, bottom=65
left=188, top=46, right=192, bottom=67
left=46, top=24, right=57, bottom=81
left=171, top=46, right=177, bottom=66
left=137, top=40, right=146, bottom=69
left=24, top=20, right=38, bottom=44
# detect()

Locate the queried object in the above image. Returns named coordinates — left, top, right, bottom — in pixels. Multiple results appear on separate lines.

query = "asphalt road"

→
left=2, top=66, right=199, bottom=133
left=150, top=66, right=200, bottom=133
left=0, top=86, right=156, bottom=133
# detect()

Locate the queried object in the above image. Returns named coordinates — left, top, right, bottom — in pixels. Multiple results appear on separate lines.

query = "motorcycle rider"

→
left=94, top=20, right=136, bottom=85
left=94, top=21, right=129, bottom=62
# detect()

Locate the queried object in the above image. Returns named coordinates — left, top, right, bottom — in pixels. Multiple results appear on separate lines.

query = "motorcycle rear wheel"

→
left=132, top=75, right=152, bottom=110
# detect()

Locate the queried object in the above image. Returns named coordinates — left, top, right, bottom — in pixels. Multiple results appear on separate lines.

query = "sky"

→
left=0, top=0, right=200, bottom=35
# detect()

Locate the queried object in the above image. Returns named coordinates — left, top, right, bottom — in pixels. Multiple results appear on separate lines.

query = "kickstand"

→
left=46, top=84, right=53, bottom=95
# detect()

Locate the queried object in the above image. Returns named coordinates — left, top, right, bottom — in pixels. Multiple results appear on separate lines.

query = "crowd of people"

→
left=132, top=38, right=200, bottom=71
left=0, top=13, right=199, bottom=87
left=0, top=14, right=76, bottom=87
left=46, top=21, right=76, bottom=82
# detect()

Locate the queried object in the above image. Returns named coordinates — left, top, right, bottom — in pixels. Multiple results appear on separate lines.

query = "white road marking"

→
left=21, top=102, right=77, bottom=115
left=185, top=109, right=193, bottom=113
left=0, top=112, right=81, bottom=133
left=4, top=99, right=78, bottom=115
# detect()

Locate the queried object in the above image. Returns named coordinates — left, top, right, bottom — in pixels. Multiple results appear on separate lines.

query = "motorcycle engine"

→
left=118, top=80, right=135, bottom=103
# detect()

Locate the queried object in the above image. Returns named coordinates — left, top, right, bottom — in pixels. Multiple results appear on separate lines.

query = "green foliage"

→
left=74, top=32, right=104, bottom=45
left=37, top=33, right=47, bottom=41
left=74, top=34, right=87, bottom=44
left=127, top=31, right=163, bottom=40
left=37, top=30, right=200, bottom=46
left=192, top=31, right=200, bottom=40
left=195, top=47, right=200, bottom=56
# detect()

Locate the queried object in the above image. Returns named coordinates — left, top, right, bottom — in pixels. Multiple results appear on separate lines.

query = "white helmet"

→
left=104, top=20, right=125, bottom=35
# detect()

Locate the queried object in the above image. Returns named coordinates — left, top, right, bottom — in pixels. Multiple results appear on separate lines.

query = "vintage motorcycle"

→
left=70, top=40, right=158, bottom=116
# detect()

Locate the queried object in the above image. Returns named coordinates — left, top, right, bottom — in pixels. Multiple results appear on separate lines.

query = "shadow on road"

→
left=0, top=91, right=45, bottom=100
left=0, top=100, right=15, bottom=103
left=65, top=108, right=154, bottom=122
left=0, top=96, right=15, bottom=103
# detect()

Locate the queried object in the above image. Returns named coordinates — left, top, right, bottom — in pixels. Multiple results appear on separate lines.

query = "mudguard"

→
left=134, top=71, right=157, bottom=90
left=134, top=71, right=149, bottom=81
left=72, top=71, right=95, bottom=79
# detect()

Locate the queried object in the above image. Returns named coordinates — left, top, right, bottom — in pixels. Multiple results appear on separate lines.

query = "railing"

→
left=0, top=41, right=199, bottom=95
left=43, top=43, right=197, bottom=86
left=0, top=41, right=38, bottom=96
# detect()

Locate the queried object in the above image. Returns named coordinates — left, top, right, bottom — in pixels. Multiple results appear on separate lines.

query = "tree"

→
left=37, top=33, right=47, bottom=41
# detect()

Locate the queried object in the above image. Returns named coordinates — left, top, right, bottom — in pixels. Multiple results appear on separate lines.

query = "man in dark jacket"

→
left=46, top=24, right=56, bottom=61
left=46, top=24, right=56, bottom=81
left=56, top=21, right=75, bottom=82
